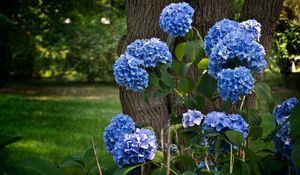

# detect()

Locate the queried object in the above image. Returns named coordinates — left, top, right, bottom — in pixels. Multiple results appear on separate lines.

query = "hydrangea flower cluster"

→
left=126, top=38, right=172, bottom=68
left=113, top=54, right=149, bottom=92
left=239, top=19, right=261, bottom=41
left=273, top=98, right=298, bottom=158
left=103, top=114, right=136, bottom=154
left=217, top=67, right=255, bottom=102
left=159, top=2, right=194, bottom=37
left=112, top=128, right=158, bottom=167
left=204, top=19, right=239, bottom=57
left=203, top=111, right=249, bottom=138
left=182, top=109, right=206, bottom=128
left=203, top=19, right=266, bottom=102
left=208, top=30, right=266, bottom=78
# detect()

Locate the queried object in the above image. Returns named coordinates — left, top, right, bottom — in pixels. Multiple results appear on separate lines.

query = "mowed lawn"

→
left=0, top=83, right=121, bottom=171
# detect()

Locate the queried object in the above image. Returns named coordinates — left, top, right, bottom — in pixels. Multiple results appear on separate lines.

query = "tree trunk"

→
left=240, top=0, right=284, bottom=52
left=118, top=0, right=284, bottom=134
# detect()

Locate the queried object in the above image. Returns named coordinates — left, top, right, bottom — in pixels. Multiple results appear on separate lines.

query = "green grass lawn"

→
left=0, top=82, right=121, bottom=173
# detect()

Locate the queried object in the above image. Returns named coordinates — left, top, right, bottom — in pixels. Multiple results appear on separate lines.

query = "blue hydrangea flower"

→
left=112, top=128, right=158, bottom=167
left=208, top=30, right=266, bottom=78
left=182, top=109, right=206, bottom=128
left=113, top=53, right=149, bottom=92
left=273, top=98, right=298, bottom=158
left=103, top=114, right=135, bottom=154
left=204, top=112, right=248, bottom=155
left=203, top=111, right=249, bottom=138
left=239, top=19, right=261, bottom=41
left=217, top=67, right=255, bottom=102
left=159, top=2, right=194, bottom=37
left=126, top=38, right=172, bottom=68
left=204, top=19, right=239, bottom=57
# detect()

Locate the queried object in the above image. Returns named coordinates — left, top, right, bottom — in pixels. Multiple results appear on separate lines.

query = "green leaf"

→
left=171, top=155, right=197, bottom=170
left=246, top=109, right=262, bottom=126
left=225, top=130, right=244, bottom=146
left=290, top=102, right=300, bottom=140
left=151, top=167, right=166, bottom=175
left=181, top=171, right=197, bottom=175
left=292, top=138, right=300, bottom=170
left=58, top=156, right=84, bottom=169
left=149, top=72, right=160, bottom=88
left=13, top=158, right=67, bottom=175
left=198, top=72, right=217, bottom=99
left=175, top=42, right=186, bottom=60
left=183, top=62, right=193, bottom=75
left=152, top=151, right=164, bottom=164
left=254, top=82, right=274, bottom=111
left=172, top=60, right=185, bottom=76
left=249, top=126, right=263, bottom=140
left=0, top=135, right=22, bottom=150
left=184, top=96, right=205, bottom=111
left=197, top=58, right=208, bottom=70
left=177, top=77, right=194, bottom=95
left=185, top=41, right=195, bottom=60
left=160, top=66, right=173, bottom=87
left=113, top=164, right=143, bottom=175
left=166, top=35, right=174, bottom=47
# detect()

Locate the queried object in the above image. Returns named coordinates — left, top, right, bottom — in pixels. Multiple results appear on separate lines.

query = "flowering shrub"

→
left=104, top=2, right=300, bottom=175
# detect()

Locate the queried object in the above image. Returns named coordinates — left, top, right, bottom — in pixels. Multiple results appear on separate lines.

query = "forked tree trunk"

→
left=117, top=0, right=284, bottom=134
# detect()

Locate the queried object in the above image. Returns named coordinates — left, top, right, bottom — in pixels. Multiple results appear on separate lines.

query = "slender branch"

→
left=166, top=120, right=171, bottom=175
left=161, top=128, right=164, bottom=158
left=204, top=153, right=211, bottom=173
left=91, top=138, right=103, bottom=175
left=239, top=96, right=246, bottom=111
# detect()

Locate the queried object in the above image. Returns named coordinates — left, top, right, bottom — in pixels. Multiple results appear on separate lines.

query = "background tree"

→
left=118, top=0, right=284, bottom=133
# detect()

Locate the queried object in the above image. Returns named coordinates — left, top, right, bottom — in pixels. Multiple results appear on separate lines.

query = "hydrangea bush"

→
left=106, top=2, right=300, bottom=175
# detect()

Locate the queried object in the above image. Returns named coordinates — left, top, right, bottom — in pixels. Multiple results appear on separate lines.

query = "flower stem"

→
left=166, top=120, right=171, bottom=175
left=230, top=144, right=234, bottom=174
left=91, top=138, right=103, bottom=175
left=239, top=96, right=246, bottom=111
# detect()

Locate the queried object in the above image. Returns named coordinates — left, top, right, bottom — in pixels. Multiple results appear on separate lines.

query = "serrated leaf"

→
left=225, top=130, right=244, bottom=146
left=13, top=158, right=67, bottom=175
left=177, top=77, right=194, bottom=95
left=198, top=72, right=217, bottom=99
left=175, top=42, right=186, bottom=61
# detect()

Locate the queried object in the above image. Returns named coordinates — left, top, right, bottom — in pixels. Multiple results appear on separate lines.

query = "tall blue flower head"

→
left=126, top=38, right=172, bottom=68
left=112, top=128, right=158, bottom=167
left=217, top=67, right=255, bottom=102
left=204, top=19, right=239, bottom=57
left=208, top=30, right=266, bottom=78
left=182, top=109, right=206, bottom=128
left=273, top=97, right=298, bottom=158
left=103, top=114, right=135, bottom=154
left=113, top=53, right=149, bottom=92
left=159, top=2, right=194, bottom=37
left=239, top=19, right=261, bottom=41
left=203, top=111, right=249, bottom=138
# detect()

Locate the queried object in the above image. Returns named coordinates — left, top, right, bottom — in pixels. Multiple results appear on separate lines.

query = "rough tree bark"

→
left=117, top=0, right=284, bottom=134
